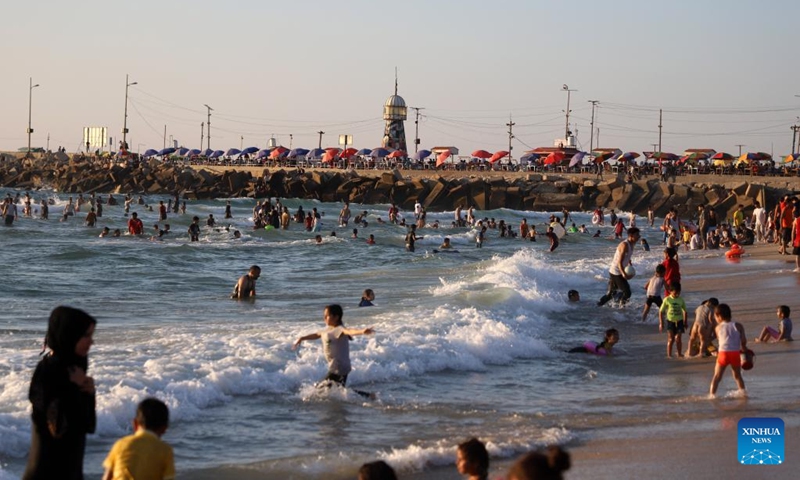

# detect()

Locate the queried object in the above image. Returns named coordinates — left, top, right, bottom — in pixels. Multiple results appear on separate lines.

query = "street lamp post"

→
left=27, top=77, right=40, bottom=155
left=562, top=84, right=577, bottom=144
left=122, top=74, right=137, bottom=149
left=204, top=104, right=213, bottom=150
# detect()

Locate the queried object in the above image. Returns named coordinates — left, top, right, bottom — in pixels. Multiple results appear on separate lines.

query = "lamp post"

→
left=204, top=104, right=213, bottom=150
left=27, top=77, right=40, bottom=155
left=122, top=74, right=137, bottom=149
left=562, top=84, right=577, bottom=144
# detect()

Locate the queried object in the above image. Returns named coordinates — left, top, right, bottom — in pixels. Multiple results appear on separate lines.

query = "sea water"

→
left=0, top=189, right=790, bottom=479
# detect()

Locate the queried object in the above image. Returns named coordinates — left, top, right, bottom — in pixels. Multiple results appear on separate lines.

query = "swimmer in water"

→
left=568, top=328, right=619, bottom=355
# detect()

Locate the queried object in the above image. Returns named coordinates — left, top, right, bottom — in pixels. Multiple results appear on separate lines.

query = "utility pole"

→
left=562, top=84, right=577, bottom=143
left=240, top=135, right=244, bottom=150
left=506, top=115, right=515, bottom=162
left=27, top=77, right=40, bottom=155
left=735, top=144, right=745, bottom=156
left=46, top=133, right=50, bottom=152
left=122, top=74, right=137, bottom=148
left=200, top=122, right=204, bottom=150
left=289, top=133, right=293, bottom=149
left=791, top=125, right=800, bottom=155
left=204, top=104, right=213, bottom=150
left=657, top=109, right=663, bottom=153
left=317, top=130, right=325, bottom=149
left=410, top=106, right=425, bottom=153
left=588, top=100, right=598, bottom=154
left=163, top=125, right=167, bottom=150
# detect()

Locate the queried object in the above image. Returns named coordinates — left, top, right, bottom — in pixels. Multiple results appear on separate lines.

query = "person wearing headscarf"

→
left=23, top=306, right=97, bottom=480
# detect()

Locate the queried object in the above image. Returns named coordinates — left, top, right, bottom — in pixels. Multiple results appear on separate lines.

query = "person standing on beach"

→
left=2, top=197, right=18, bottom=225
left=659, top=282, right=687, bottom=358
left=793, top=210, right=800, bottom=272
left=709, top=303, right=747, bottom=397
left=23, top=306, right=97, bottom=480
left=752, top=201, right=766, bottom=243
left=597, top=227, right=640, bottom=306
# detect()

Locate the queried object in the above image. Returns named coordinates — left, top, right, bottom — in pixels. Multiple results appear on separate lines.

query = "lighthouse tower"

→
left=382, top=74, right=407, bottom=152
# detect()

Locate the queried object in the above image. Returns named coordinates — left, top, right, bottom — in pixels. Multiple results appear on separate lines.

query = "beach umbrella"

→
left=543, top=151, right=565, bottom=165
left=413, top=149, right=432, bottom=161
left=255, top=149, right=270, bottom=159
left=288, top=148, right=309, bottom=158
left=226, top=148, right=241, bottom=157
left=436, top=150, right=452, bottom=167
left=520, top=153, right=540, bottom=164
left=143, top=149, right=159, bottom=158
left=157, top=147, right=176, bottom=156
left=592, top=151, right=616, bottom=164
left=649, top=152, right=679, bottom=161
left=270, top=146, right=289, bottom=159
left=177, top=147, right=189, bottom=156
left=471, top=149, right=492, bottom=159
left=186, top=149, right=201, bottom=157
left=370, top=148, right=390, bottom=158
left=678, top=152, right=708, bottom=165
left=202, top=148, right=213, bottom=157
left=341, top=148, right=359, bottom=158
left=784, top=153, right=800, bottom=163
left=489, top=151, right=509, bottom=164
left=568, top=151, right=587, bottom=168
left=356, top=148, right=372, bottom=156
left=322, top=149, right=339, bottom=163
left=388, top=150, right=407, bottom=158
left=618, top=152, right=641, bottom=163
left=210, top=150, right=225, bottom=158
left=306, top=148, right=325, bottom=159
left=711, top=152, right=734, bottom=161
left=241, top=146, right=259, bottom=155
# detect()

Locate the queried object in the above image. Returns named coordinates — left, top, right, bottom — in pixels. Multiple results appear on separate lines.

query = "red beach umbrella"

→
left=489, top=151, right=509, bottom=164
left=436, top=150, right=452, bottom=167
left=544, top=151, right=565, bottom=165
left=340, top=148, right=358, bottom=158
left=471, top=150, right=493, bottom=159
left=269, top=146, right=289, bottom=159
left=388, top=150, right=407, bottom=158
left=322, top=148, right=340, bottom=163
left=592, top=151, right=616, bottom=164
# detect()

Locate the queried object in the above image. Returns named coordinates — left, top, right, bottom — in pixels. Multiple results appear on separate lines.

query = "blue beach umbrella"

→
left=306, top=148, right=325, bottom=159
left=177, top=147, right=190, bottom=156
left=519, top=153, right=540, bottom=164
left=255, top=149, right=270, bottom=159
left=413, top=149, right=432, bottom=161
left=370, top=148, right=390, bottom=158
left=356, top=148, right=372, bottom=156
left=568, top=151, right=587, bottom=167
left=142, top=149, right=158, bottom=158
left=157, top=147, right=176, bottom=156
left=210, top=150, right=225, bottom=159
left=202, top=149, right=213, bottom=157
left=186, top=149, right=201, bottom=156
left=241, top=146, right=259, bottom=155
left=288, top=148, right=310, bottom=158
left=226, top=148, right=241, bottom=157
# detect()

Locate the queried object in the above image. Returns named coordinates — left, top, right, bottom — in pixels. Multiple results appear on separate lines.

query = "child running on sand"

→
left=659, top=282, right=687, bottom=358
left=709, top=303, right=747, bottom=397
left=642, top=264, right=666, bottom=322
left=292, top=304, right=374, bottom=396
left=756, top=305, right=793, bottom=342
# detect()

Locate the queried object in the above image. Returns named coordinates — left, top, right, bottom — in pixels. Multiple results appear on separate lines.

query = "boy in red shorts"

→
left=709, top=303, right=747, bottom=397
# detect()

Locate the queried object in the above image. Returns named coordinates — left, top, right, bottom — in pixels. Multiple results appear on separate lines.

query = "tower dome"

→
left=383, top=94, right=407, bottom=120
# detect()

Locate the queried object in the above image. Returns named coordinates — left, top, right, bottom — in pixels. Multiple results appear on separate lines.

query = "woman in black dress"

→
left=23, top=306, right=97, bottom=480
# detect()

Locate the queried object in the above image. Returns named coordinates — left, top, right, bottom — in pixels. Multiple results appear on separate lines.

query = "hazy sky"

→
left=3, top=0, right=800, bottom=157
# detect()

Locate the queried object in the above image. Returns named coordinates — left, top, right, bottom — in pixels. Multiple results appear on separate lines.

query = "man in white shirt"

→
left=751, top=201, right=767, bottom=242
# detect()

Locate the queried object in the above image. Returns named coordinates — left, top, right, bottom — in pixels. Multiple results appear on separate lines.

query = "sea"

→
left=0, top=188, right=793, bottom=479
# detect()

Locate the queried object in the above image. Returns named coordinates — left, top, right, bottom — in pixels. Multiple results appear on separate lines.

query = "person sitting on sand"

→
left=756, top=305, right=793, bottom=343
left=568, top=328, right=619, bottom=355
left=456, top=437, right=489, bottom=480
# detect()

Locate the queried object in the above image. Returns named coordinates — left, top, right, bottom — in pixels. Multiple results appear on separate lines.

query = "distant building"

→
left=382, top=77, right=407, bottom=152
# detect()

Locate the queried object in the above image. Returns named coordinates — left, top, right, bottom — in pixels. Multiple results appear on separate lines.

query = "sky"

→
left=2, top=0, right=800, bottom=158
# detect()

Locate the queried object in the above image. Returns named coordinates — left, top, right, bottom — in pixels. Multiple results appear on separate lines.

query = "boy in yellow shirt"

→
left=659, top=282, right=688, bottom=358
left=103, top=398, right=175, bottom=480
